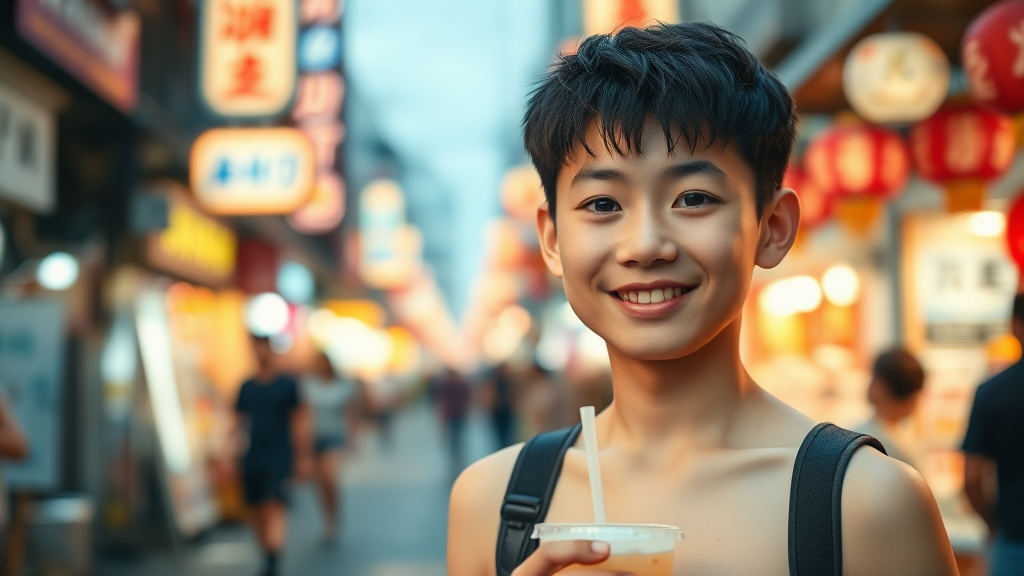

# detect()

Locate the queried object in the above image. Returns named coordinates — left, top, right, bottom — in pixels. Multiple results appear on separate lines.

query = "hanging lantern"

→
left=962, top=0, right=1024, bottom=114
left=783, top=166, right=829, bottom=248
left=843, top=32, right=950, bottom=124
left=1006, top=193, right=1024, bottom=271
left=910, top=105, right=1015, bottom=212
left=804, top=125, right=909, bottom=234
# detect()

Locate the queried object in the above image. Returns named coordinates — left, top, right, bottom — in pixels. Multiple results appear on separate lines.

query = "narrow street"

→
left=98, top=402, right=497, bottom=576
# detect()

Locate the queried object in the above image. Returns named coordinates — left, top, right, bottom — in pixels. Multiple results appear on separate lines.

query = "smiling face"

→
left=538, top=122, right=796, bottom=362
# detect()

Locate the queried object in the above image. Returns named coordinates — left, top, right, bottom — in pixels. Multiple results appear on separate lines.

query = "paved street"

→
left=98, top=401, right=497, bottom=576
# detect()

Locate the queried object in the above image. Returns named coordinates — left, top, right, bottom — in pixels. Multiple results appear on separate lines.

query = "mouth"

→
left=611, top=285, right=695, bottom=305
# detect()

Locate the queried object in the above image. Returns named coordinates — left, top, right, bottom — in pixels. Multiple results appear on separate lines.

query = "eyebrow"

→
left=663, top=159, right=728, bottom=182
left=569, top=159, right=729, bottom=188
left=570, top=167, right=628, bottom=187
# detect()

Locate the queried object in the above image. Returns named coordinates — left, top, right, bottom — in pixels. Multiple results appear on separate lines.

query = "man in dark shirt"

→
left=963, top=294, right=1024, bottom=576
left=234, top=336, right=311, bottom=576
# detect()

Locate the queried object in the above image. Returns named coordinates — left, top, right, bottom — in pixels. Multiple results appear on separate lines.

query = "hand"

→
left=512, top=540, right=629, bottom=576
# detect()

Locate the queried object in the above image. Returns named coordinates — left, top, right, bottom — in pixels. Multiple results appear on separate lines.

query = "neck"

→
left=256, top=367, right=275, bottom=381
left=600, top=319, right=757, bottom=452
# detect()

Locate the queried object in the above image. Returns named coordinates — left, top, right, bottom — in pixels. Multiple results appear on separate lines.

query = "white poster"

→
left=0, top=300, right=65, bottom=489
left=0, top=81, right=55, bottom=213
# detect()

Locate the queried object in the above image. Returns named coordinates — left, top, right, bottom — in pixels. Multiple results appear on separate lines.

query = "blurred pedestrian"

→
left=517, top=361, right=568, bottom=439
left=233, top=336, right=312, bottom=576
left=854, top=347, right=927, bottom=471
left=963, top=294, right=1024, bottom=576
left=0, top=388, right=27, bottom=567
left=300, top=352, right=357, bottom=544
left=488, top=364, right=516, bottom=450
left=433, top=368, right=471, bottom=469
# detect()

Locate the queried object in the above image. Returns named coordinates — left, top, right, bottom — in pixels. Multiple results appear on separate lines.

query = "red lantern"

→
left=962, top=0, right=1024, bottom=114
left=1007, top=194, right=1024, bottom=271
left=783, top=165, right=829, bottom=248
left=910, top=105, right=1015, bottom=212
left=804, top=125, right=909, bottom=234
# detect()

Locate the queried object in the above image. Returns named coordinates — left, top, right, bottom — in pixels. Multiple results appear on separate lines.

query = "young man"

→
left=855, top=348, right=927, bottom=471
left=234, top=336, right=312, bottom=576
left=448, top=22, right=956, bottom=575
left=963, top=294, right=1024, bottom=576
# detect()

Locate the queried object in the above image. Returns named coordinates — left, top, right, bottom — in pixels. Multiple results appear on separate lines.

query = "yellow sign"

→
left=147, top=193, right=237, bottom=286
left=190, top=127, right=315, bottom=215
left=199, top=0, right=297, bottom=118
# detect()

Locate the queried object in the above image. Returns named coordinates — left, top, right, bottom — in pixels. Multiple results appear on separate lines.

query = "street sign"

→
left=198, top=0, right=298, bottom=119
left=190, top=127, right=315, bottom=215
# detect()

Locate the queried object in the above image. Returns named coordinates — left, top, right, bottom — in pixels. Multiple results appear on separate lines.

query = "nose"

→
left=614, top=207, right=678, bottom=267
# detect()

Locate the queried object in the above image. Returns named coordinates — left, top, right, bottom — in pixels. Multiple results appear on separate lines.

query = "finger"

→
left=512, top=540, right=619, bottom=576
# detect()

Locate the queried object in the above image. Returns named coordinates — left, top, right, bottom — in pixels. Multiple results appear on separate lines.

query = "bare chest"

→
left=543, top=448, right=799, bottom=576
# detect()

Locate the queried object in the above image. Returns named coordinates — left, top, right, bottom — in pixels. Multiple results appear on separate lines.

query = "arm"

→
left=842, top=448, right=957, bottom=576
left=291, top=403, right=313, bottom=478
left=963, top=453, right=998, bottom=532
left=447, top=444, right=616, bottom=576
left=0, top=394, right=27, bottom=461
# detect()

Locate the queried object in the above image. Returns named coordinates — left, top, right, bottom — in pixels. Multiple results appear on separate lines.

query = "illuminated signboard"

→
left=199, top=0, right=297, bottom=119
left=16, top=0, right=140, bottom=112
left=358, top=180, right=423, bottom=289
left=146, top=189, right=238, bottom=287
left=288, top=0, right=346, bottom=235
left=190, top=127, right=315, bottom=215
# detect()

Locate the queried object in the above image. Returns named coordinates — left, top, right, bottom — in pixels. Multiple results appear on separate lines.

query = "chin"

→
left=603, top=329, right=712, bottom=362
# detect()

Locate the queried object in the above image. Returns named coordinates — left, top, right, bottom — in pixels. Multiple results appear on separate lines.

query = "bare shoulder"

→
left=841, top=447, right=957, bottom=576
left=448, top=443, right=524, bottom=576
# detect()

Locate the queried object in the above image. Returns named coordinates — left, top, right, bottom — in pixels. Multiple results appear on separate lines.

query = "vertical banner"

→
left=0, top=300, right=65, bottom=489
left=287, top=0, right=346, bottom=234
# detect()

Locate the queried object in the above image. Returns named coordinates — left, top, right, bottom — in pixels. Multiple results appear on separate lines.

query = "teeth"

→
left=617, top=287, right=692, bottom=304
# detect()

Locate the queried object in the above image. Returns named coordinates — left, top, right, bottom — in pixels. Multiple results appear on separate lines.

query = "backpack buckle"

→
left=501, top=494, right=542, bottom=526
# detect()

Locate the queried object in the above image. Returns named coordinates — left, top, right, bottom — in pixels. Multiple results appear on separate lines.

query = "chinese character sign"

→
left=287, top=0, right=346, bottom=234
left=199, top=0, right=297, bottom=118
left=190, top=127, right=315, bottom=214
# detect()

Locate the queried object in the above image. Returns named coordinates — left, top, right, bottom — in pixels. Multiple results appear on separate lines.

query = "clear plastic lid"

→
left=531, top=523, right=682, bottom=554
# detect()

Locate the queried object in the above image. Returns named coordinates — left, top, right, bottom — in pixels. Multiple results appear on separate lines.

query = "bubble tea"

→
left=532, top=523, right=681, bottom=576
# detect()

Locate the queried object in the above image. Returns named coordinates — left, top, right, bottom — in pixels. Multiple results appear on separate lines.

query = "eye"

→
left=584, top=197, right=620, bottom=213
left=676, top=192, right=716, bottom=208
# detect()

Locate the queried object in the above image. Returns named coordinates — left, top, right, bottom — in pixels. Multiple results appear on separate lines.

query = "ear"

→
left=536, top=201, right=563, bottom=278
left=755, top=188, right=800, bottom=270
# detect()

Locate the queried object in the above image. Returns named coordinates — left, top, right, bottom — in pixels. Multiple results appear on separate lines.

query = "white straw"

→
left=579, top=406, right=607, bottom=524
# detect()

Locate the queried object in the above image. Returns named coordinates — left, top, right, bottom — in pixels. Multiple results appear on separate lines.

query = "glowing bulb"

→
left=37, top=252, right=79, bottom=290
left=759, top=276, right=822, bottom=316
left=967, top=211, right=1006, bottom=237
left=245, top=293, right=290, bottom=336
left=822, top=265, right=861, bottom=307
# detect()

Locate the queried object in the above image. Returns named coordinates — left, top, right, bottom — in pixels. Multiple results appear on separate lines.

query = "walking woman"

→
left=301, top=352, right=357, bottom=544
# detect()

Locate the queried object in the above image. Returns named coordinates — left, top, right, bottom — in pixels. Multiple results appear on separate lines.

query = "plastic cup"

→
left=532, top=523, right=681, bottom=576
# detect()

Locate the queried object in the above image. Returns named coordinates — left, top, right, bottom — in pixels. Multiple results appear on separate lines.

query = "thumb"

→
left=512, top=540, right=613, bottom=575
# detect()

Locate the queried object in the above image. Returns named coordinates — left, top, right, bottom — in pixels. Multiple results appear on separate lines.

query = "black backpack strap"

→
left=788, top=422, right=886, bottom=576
left=495, top=424, right=582, bottom=576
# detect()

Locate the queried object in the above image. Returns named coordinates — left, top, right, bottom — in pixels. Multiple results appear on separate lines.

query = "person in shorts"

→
left=234, top=336, right=311, bottom=576
left=300, top=351, right=357, bottom=544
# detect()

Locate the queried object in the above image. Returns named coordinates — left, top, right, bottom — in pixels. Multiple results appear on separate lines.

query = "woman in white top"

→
left=301, top=353, right=356, bottom=543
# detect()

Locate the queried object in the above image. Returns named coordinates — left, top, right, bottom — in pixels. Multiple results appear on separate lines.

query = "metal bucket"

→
left=27, top=494, right=94, bottom=576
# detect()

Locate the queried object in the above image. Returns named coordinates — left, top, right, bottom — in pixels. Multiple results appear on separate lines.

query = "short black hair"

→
left=523, top=22, right=796, bottom=219
left=1013, top=294, right=1024, bottom=324
left=872, top=348, right=925, bottom=400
